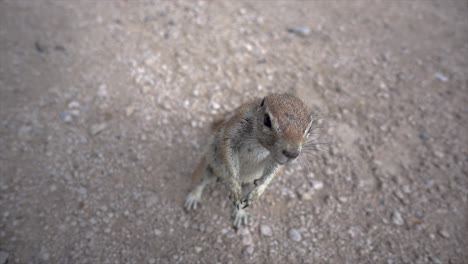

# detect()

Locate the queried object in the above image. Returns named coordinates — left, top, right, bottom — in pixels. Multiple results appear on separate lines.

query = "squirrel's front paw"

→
left=228, top=182, right=242, bottom=209
left=228, top=190, right=242, bottom=209
left=242, top=189, right=259, bottom=209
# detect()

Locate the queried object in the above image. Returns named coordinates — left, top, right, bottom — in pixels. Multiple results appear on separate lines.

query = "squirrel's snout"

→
left=282, top=149, right=299, bottom=159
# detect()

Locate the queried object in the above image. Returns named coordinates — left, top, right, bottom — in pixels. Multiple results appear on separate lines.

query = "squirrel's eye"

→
left=263, top=114, right=272, bottom=128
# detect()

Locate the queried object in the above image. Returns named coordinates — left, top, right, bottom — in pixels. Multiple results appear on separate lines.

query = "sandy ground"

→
left=1, top=0, right=467, bottom=263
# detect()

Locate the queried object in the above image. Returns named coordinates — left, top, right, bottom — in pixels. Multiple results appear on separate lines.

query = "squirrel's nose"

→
left=282, top=149, right=299, bottom=159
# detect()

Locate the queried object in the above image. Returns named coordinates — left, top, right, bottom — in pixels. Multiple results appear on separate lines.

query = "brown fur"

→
left=185, top=93, right=314, bottom=227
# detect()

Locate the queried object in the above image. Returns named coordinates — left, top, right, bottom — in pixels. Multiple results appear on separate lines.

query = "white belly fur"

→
left=238, top=139, right=270, bottom=183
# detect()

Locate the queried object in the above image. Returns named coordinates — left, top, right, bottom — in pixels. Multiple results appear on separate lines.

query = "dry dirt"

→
left=1, top=0, right=467, bottom=263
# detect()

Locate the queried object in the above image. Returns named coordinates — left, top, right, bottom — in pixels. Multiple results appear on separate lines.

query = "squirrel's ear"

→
left=260, top=97, right=265, bottom=108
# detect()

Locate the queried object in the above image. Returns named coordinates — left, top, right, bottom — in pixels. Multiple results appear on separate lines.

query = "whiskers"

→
left=298, top=113, right=332, bottom=170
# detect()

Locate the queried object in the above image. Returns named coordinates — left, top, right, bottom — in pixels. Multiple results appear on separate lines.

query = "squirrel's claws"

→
left=241, top=199, right=249, bottom=209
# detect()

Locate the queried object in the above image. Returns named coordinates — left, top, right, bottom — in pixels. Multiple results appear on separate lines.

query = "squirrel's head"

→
left=256, top=93, right=314, bottom=164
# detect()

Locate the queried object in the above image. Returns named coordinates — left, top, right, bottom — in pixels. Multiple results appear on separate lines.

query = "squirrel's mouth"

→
left=274, top=153, right=300, bottom=165
left=274, top=155, right=289, bottom=165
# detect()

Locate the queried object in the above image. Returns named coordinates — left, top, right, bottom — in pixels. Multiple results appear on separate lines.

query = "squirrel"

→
left=184, top=93, right=318, bottom=228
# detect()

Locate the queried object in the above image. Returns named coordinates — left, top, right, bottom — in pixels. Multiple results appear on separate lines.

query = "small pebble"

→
left=288, top=228, right=302, bottom=242
left=154, top=229, right=162, bottom=236
left=161, top=101, right=171, bottom=110
left=41, top=251, right=50, bottom=261
left=90, top=123, right=107, bottom=136
left=402, top=185, right=411, bottom=194
left=434, top=72, right=448, bottom=82
left=212, top=102, right=220, bottom=110
left=98, top=84, right=108, bottom=97
left=77, top=187, right=88, bottom=197
left=145, top=55, right=157, bottom=66
left=59, top=112, right=72, bottom=122
left=311, top=180, right=324, bottom=190
left=68, top=101, right=80, bottom=108
left=297, top=189, right=314, bottom=200
left=141, top=86, right=150, bottom=94
left=241, top=230, right=253, bottom=246
left=70, top=109, right=80, bottom=116
left=438, top=229, right=450, bottom=238
left=242, top=245, right=254, bottom=256
left=260, top=225, right=273, bottom=236
left=125, top=105, right=135, bottom=116
left=198, top=223, right=206, bottom=233
left=149, top=259, right=156, bottom=264
left=194, top=247, right=202, bottom=253
left=338, top=196, right=348, bottom=203
left=433, top=150, right=444, bottom=159
left=35, top=41, right=47, bottom=53
left=392, top=211, right=404, bottom=226
left=287, top=26, right=310, bottom=37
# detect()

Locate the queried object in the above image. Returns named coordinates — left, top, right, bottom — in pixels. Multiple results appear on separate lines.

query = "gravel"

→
left=1, top=1, right=466, bottom=263
left=0, top=251, right=8, bottom=264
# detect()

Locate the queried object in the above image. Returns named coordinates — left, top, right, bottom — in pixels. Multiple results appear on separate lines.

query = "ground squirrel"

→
left=184, top=93, right=319, bottom=227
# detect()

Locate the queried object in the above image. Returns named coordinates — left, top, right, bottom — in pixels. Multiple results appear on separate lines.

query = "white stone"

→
left=260, top=225, right=273, bottom=236
left=125, top=106, right=135, bottom=116
left=194, top=247, right=202, bottom=253
left=392, top=211, right=404, bottom=226
left=288, top=228, right=302, bottom=242
left=90, top=123, right=107, bottom=135
left=311, top=180, right=324, bottom=190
